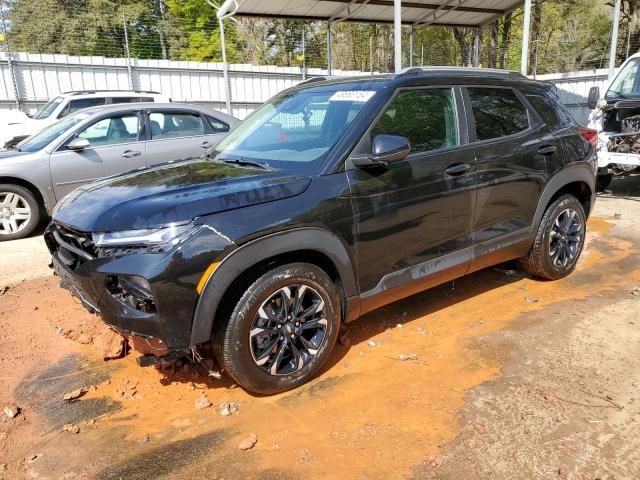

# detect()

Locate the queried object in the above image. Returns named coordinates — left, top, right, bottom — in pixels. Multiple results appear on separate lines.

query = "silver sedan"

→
left=0, top=103, right=239, bottom=240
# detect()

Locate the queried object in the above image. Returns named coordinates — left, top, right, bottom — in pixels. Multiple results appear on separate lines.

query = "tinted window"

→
left=371, top=88, right=458, bottom=153
left=76, top=114, right=140, bottom=147
left=525, top=90, right=574, bottom=129
left=110, top=97, right=154, bottom=104
left=205, top=115, right=230, bottom=133
left=468, top=87, right=529, bottom=141
left=149, top=112, right=205, bottom=139
left=63, top=98, right=107, bottom=117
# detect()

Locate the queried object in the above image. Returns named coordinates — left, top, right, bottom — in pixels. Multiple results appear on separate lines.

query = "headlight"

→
left=93, top=222, right=197, bottom=248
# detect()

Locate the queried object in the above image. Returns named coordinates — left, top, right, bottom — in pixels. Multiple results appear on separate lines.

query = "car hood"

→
left=0, top=150, right=32, bottom=160
left=53, top=159, right=312, bottom=232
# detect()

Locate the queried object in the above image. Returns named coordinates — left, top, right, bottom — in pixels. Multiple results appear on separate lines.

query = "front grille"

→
left=51, top=223, right=97, bottom=267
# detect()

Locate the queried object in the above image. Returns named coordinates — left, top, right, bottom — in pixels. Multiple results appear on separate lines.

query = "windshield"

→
left=32, top=97, right=64, bottom=120
left=208, top=88, right=375, bottom=173
left=17, top=112, right=89, bottom=152
left=607, top=58, right=640, bottom=99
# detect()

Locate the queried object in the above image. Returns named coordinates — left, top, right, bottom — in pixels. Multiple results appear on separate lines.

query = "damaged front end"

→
left=589, top=99, right=640, bottom=176
left=45, top=221, right=235, bottom=367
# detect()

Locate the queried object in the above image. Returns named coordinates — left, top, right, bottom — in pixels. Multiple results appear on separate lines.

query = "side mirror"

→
left=351, top=134, right=411, bottom=168
left=67, top=137, right=90, bottom=151
left=587, top=86, right=600, bottom=110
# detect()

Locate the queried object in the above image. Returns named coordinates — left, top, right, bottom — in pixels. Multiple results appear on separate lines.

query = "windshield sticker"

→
left=329, top=91, right=376, bottom=103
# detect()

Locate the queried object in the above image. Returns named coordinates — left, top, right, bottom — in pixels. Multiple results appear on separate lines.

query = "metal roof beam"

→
left=319, top=0, right=505, bottom=16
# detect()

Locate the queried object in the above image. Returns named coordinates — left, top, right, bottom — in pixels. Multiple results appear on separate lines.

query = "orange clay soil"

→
left=2, top=215, right=638, bottom=479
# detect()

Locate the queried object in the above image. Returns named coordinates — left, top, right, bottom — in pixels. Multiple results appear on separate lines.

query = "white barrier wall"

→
left=0, top=52, right=611, bottom=122
left=0, top=52, right=370, bottom=119
left=535, top=69, right=609, bottom=124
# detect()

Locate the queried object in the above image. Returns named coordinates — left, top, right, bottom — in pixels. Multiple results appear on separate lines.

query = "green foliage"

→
left=0, top=0, right=629, bottom=73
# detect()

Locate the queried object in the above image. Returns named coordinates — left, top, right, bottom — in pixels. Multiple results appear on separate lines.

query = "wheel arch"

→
left=190, top=227, right=358, bottom=346
left=0, top=176, right=50, bottom=214
left=533, top=164, right=596, bottom=230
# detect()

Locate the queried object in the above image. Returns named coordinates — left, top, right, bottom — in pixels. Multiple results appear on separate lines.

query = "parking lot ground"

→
left=1, top=178, right=640, bottom=479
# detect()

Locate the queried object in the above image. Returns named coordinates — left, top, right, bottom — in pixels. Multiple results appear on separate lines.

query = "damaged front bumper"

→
left=45, top=221, right=234, bottom=357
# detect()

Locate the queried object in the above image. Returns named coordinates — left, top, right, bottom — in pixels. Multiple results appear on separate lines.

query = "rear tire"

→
left=520, top=194, right=586, bottom=280
left=213, top=263, right=341, bottom=394
left=0, top=184, right=41, bottom=241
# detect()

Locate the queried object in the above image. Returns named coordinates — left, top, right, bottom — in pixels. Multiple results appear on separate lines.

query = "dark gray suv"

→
left=46, top=68, right=597, bottom=394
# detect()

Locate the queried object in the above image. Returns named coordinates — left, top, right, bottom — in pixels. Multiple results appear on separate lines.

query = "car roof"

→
left=58, top=90, right=166, bottom=98
left=287, top=67, right=541, bottom=94
left=72, top=102, right=240, bottom=122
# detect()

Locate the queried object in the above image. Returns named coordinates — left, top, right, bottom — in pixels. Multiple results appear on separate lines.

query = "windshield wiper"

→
left=213, top=155, right=270, bottom=170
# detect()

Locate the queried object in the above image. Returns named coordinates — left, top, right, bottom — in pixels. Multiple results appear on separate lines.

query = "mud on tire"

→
left=520, top=194, right=587, bottom=280
left=213, top=263, right=341, bottom=395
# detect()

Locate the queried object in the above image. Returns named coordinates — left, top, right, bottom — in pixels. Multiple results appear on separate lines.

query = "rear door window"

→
left=371, top=88, right=458, bottom=154
left=467, top=87, right=530, bottom=141
left=110, top=97, right=154, bottom=104
left=149, top=112, right=205, bottom=139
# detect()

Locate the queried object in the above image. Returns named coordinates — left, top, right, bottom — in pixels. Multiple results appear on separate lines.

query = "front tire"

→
left=214, top=263, right=341, bottom=394
left=520, top=194, right=586, bottom=280
left=0, top=184, right=41, bottom=241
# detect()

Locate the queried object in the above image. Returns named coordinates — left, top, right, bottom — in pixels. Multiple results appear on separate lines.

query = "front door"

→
left=50, top=112, right=146, bottom=199
left=346, top=87, right=477, bottom=312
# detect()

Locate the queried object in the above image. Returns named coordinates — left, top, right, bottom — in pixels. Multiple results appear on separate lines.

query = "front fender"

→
left=190, top=227, right=358, bottom=346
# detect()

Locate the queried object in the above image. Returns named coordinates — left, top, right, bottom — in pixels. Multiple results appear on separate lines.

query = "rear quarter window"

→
left=467, top=87, right=530, bottom=141
left=525, top=91, right=574, bottom=129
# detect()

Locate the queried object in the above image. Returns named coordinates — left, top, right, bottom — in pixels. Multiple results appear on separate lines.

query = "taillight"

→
left=578, top=127, right=598, bottom=148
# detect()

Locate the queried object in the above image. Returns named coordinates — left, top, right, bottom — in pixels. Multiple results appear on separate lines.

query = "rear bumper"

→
left=45, top=222, right=232, bottom=350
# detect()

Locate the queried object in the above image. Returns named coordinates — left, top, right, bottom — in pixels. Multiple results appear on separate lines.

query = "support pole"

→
left=609, top=0, right=622, bottom=80
left=0, top=0, right=19, bottom=109
left=409, top=25, right=414, bottom=68
left=327, top=22, right=333, bottom=75
left=521, top=0, right=532, bottom=76
left=122, top=12, right=134, bottom=90
left=473, top=27, right=480, bottom=67
left=218, top=18, right=232, bottom=115
left=301, top=22, right=306, bottom=80
left=394, top=0, right=402, bottom=72
left=369, top=35, right=374, bottom=73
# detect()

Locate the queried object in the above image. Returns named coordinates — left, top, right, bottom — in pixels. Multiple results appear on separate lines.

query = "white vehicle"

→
left=0, top=90, right=171, bottom=149
left=588, top=53, right=640, bottom=190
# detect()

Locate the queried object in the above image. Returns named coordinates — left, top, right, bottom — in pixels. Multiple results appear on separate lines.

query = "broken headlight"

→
left=93, top=222, right=197, bottom=254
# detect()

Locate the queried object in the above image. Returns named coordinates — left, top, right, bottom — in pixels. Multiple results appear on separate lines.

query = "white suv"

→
left=0, top=90, right=170, bottom=148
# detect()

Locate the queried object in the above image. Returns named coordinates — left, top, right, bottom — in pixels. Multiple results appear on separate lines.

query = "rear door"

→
left=144, top=109, right=227, bottom=166
left=50, top=111, right=146, bottom=199
left=463, top=86, right=561, bottom=271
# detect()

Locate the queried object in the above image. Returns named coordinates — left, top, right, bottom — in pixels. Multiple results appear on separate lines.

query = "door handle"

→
left=121, top=150, right=141, bottom=158
left=538, top=145, right=557, bottom=155
left=201, top=142, right=213, bottom=149
left=444, top=162, right=472, bottom=176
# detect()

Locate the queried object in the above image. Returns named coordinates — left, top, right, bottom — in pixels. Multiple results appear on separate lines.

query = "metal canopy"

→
left=217, top=0, right=523, bottom=28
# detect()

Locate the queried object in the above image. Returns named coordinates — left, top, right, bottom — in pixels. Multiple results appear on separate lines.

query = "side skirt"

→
left=354, top=228, right=532, bottom=320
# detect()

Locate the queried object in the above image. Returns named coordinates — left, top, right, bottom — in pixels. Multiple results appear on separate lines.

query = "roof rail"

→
left=61, top=89, right=162, bottom=95
left=398, top=67, right=524, bottom=77
left=298, top=76, right=330, bottom=85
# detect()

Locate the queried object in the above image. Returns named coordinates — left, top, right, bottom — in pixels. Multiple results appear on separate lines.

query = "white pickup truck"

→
left=588, top=52, right=640, bottom=190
